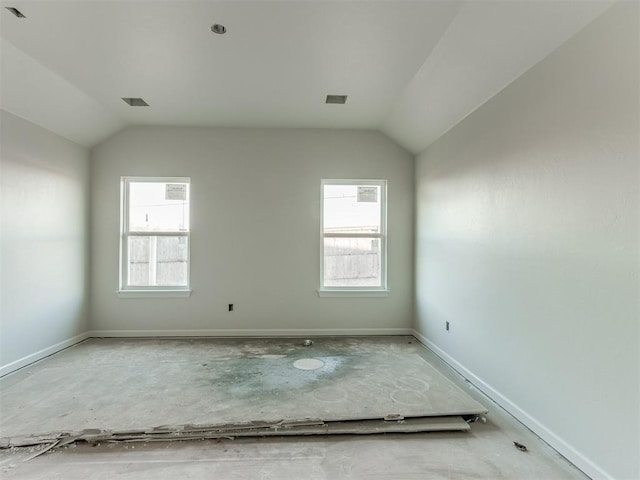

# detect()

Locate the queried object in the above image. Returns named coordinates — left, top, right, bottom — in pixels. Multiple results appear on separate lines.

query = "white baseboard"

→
left=411, top=329, right=611, bottom=480
left=88, top=328, right=413, bottom=338
left=0, top=332, right=90, bottom=377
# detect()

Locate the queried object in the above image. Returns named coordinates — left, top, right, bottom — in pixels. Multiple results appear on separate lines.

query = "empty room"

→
left=0, top=1, right=638, bottom=479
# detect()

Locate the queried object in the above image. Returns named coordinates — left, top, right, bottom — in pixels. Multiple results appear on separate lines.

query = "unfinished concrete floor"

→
left=0, top=337, right=485, bottom=437
left=0, top=336, right=589, bottom=479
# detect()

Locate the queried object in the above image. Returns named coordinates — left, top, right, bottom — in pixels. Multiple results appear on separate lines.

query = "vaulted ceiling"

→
left=0, top=1, right=613, bottom=152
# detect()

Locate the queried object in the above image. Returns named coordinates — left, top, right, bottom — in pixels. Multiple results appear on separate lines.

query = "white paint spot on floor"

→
left=293, top=358, right=325, bottom=370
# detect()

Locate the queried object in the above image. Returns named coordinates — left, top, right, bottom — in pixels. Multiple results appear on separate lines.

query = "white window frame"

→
left=118, top=176, right=191, bottom=298
left=319, top=179, right=388, bottom=297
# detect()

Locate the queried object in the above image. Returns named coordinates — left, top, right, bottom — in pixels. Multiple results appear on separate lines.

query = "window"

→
left=119, top=177, right=190, bottom=295
left=320, top=180, right=387, bottom=295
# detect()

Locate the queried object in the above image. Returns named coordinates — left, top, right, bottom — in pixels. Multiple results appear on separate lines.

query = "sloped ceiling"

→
left=0, top=1, right=613, bottom=152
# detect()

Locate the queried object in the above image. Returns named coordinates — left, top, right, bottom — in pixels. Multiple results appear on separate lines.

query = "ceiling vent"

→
left=326, top=95, right=347, bottom=105
left=122, top=98, right=149, bottom=107
left=5, top=7, right=26, bottom=18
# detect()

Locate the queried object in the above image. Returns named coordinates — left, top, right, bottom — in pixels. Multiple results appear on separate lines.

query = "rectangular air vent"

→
left=5, top=7, right=26, bottom=18
left=122, top=97, right=149, bottom=107
left=326, top=95, right=347, bottom=105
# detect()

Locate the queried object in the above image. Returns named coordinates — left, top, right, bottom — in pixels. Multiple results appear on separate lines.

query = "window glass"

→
left=128, top=181, right=189, bottom=232
left=321, top=180, right=386, bottom=291
left=323, top=184, right=381, bottom=234
left=121, top=177, right=190, bottom=291
left=127, top=236, right=188, bottom=286
left=323, top=237, right=381, bottom=287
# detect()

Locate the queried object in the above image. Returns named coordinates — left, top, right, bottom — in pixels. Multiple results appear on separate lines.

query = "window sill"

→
left=117, top=290, right=192, bottom=298
left=317, top=289, right=389, bottom=298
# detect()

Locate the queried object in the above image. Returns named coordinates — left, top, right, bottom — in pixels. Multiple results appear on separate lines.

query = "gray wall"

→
left=414, top=4, right=639, bottom=479
left=0, top=110, right=90, bottom=370
left=90, top=127, right=414, bottom=334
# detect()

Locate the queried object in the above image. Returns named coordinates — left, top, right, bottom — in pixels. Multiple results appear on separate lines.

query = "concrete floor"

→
left=0, top=337, right=485, bottom=438
left=0, top=336, right=589, bottom=479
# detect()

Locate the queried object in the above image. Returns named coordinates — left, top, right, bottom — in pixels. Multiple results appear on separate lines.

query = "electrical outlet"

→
left=446, top=321, right=450, bottom=331
left=228, top=304, right=234, bottom=312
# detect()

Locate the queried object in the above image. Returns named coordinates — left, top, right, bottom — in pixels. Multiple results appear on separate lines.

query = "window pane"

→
left=129, top=182, right=189, bottom=232
left=128, top=236, right=188, bottom=287
left=323, top=237, right=381, bottom=287
left=323, top=184, right=381, bottom=234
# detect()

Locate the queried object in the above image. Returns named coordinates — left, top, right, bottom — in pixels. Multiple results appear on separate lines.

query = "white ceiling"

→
left=0, top=1, right=613, bottom=151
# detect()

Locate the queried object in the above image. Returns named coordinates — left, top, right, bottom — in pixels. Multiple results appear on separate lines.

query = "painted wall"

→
left=90, top=128, right=414, bottom=334
left=414, top=4, right=639, bottom=479
left=0, top=110, right=90, bottom=371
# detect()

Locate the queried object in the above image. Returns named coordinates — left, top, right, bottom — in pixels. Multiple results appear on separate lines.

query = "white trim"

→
left=127, top=231, right=190, bottom=237
left=411, top=329, right=612, bottom=480
left=124, top=176, right=191, bottom=183
left=317, top=289, right=389, bottom=297
left=323, top=233, right=384, bottom=239
left=88, top=328, right=413, bottom=338
left=116, top=290, right=192, bottom=298
left=0, top=332, right=90, bottom=377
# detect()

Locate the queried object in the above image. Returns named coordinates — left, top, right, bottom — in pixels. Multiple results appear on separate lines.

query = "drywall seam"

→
left=0, top=332, right=90, bottom=378
left=88, top=328, right=413, bottom=338
left=411, top=329, right=612, bottom=480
